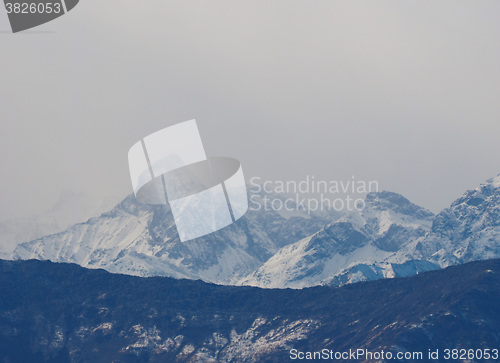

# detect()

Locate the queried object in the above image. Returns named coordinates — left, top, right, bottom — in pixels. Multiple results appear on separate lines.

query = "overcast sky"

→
left=1, top=0, right=499, bottom=222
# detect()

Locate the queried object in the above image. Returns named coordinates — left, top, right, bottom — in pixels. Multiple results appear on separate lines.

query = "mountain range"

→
left=244, top=175, right=500, bottom=288
left=9, top=175, right=500, bottom=288
left=12, top=193, right=337, bottom=284
left=1, top=258, right=499, bottom=362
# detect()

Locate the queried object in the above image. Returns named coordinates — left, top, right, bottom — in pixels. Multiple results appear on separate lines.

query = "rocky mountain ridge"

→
left=10, top=175, right=500, bottom=288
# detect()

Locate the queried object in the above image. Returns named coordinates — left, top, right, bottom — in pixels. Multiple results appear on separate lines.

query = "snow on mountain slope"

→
left=12, top=193, right=338, bottom=284
left=11, top=175, right=500, bottom=289
left=0, top=191, right=119, bottom=254
left=240, top=191, right=436, bottom=288
left=418, top=175, right=500, bottom=267
left=242, top=175, right=500, bottom=288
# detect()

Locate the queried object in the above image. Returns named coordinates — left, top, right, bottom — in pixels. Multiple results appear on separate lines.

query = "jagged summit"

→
left=365, top=191, right=434, bottom=220
left=9, top=175, right=500, bottom=289
left=12, top=192, right=335, bottom=285
left=241, top=191, right=435, bottom=288
left=423, top=174, right=500, bottom=267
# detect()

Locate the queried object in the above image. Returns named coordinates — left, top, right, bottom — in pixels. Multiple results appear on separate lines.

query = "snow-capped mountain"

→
left=240, top=191, right=437, bottom=288
left=419, top=175, right=500, bottom=267
left=12, top=193, right=337, bottom=284
left=10, top=175, right=500, bottom=288
left=242, top=175, right=500, bottom=288
left=0, top=191, right=119, bottom=255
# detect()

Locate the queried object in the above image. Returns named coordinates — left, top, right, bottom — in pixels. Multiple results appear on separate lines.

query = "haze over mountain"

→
left=244, top=175, right=500, bottom=288
left=241, top=191, right=436, bottom=288
left=12, top=193, right=336, bottom=284
left=10, top=175, right=500, bottom=288
left=0, top=191, right=119, bottom=255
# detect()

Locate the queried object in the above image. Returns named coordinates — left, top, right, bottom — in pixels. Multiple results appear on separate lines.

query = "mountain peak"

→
left=365, top=191, right=434, bottom=220
left=13, top=193, right=334, bottom=285
left=485, top=174, right=500, bottom=188
left=450, top=174, right=500, bottom=209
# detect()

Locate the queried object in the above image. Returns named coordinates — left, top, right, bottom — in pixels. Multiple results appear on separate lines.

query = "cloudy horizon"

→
left=1, top=0, right=500, bottom=226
